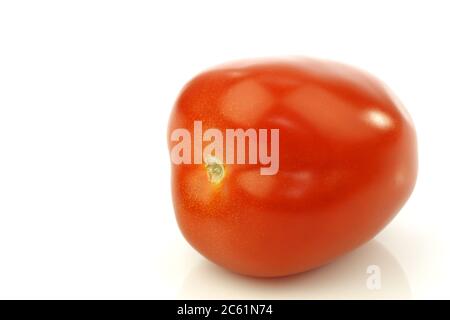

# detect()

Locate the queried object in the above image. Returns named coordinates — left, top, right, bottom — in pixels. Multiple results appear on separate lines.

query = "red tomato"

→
left=168, top=57, right=417, bottom=277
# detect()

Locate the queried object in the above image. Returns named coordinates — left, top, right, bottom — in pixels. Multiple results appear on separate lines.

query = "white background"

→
left=0, top=0, right=448, bottom=299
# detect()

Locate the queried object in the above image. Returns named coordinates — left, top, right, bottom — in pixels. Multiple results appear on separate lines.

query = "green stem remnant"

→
left=205, top=156, right=225, bottom=184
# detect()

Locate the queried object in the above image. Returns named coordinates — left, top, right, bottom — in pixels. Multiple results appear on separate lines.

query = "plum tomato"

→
left=167, top=57, right=417, bottom=277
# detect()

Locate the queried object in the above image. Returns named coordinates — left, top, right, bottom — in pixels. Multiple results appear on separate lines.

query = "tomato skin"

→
left=168, top=57, right=417, bottom=277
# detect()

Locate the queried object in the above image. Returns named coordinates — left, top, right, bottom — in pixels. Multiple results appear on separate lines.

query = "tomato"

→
left=167, top=57, right=417, bottom=277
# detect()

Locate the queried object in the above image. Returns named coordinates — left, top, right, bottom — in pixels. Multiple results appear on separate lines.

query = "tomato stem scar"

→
left=205, top=156, right=225, bottom=184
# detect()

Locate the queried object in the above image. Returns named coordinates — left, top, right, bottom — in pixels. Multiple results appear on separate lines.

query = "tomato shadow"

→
left=178, top=240, right=411, bottom=299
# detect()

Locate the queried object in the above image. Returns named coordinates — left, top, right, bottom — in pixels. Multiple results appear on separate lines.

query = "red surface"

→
left=168, top=57, right=418, bottom=277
